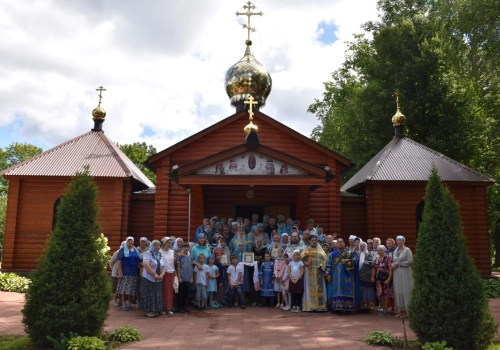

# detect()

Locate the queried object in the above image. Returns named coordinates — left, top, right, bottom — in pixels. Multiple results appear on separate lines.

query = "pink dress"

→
left=273, top=258, right=286, bottom=292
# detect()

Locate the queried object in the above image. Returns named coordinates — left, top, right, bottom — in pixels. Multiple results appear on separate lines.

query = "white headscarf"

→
left=358, top=240, right=369, bottom=270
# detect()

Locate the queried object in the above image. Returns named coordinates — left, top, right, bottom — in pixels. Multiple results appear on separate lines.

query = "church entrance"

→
left=234, top=204, right=293, bottom=220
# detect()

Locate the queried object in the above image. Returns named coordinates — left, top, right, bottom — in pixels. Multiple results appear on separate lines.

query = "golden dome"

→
left=244, top=120, right=259, bottom=134
left=225, top=44, right=272, bottom=109
left=92, top=103, right=106, bottom=120
left=392, top=108, right=406, bottom=126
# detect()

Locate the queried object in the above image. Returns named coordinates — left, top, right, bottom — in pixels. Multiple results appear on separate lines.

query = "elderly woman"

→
left=371, top=245, right=393, bottom=316
left=116, top=236, right=143, bottom=311
left=391, top=235, right=414, bottom=318
left=139, top=240, right=166, bottom=317
left=160, top=237, right=176, bottom=315
left=359, top=241, right=377, bottom=313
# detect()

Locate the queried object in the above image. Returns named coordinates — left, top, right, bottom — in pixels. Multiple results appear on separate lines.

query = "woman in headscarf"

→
left=372, top=245, right=393, bottom=316
left=280, top=233, right=290, bottom=252
left=139, top=240, right=166, bottom=317
left=109, top=241, right=126, bottom=307
left=391, top=236, right=414, bottom=318
left=277, top=221, right=287, bottom=236
left=191, top=234, right=212, bottom=265
left=209, top=222, right=223, bottom=246
left=359, top=240, right=377, bottom=313
left=172, top=238, right=184, bottom=257
left=160, top=236, right=176, bottom=315
left=116, top=237, right=143, bottom=311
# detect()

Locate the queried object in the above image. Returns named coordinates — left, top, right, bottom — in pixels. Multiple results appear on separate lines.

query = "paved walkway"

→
left=1, top=292, right=500, bottom=349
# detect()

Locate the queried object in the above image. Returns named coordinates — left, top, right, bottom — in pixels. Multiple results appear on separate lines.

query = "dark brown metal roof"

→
left=0, top=131, right=155, bottom=189
left=341, top=136, right=494, bottom=192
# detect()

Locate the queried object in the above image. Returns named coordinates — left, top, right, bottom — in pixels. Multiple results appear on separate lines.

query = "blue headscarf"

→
left=124, top=236, right=134, bottom=257
left=148, top=240, right=162, bottom=275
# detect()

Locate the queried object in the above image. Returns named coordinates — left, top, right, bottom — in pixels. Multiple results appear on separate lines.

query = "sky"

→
left=0, top=0, right=380, bottom=152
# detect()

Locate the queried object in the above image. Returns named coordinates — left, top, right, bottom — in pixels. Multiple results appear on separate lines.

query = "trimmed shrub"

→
left=409, top=168, right=497, bottom=350
left=422, top=341, right=453, bottom=350
left=484, top=278, right=500, bottom=298
left=22, top=167, right=112, bottom=346
left=0, top=272, right=31, bottom=293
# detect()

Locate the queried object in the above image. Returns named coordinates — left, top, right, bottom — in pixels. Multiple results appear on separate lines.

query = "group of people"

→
left=108, top=214, right=414, bottom=318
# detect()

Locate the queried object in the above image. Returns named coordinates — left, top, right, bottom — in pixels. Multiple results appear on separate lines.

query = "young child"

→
left=214, top=250, right=227, bottom=307
left=288, top=250, right=305, bottom=312
left=194, top=254, right=209, bottom=310
left=177, top=243, right=194, bottom=313
left=259, top=252, right=276, bottom=307
left=273, top=248, right=286, bottom=308
left=207, top=256, right=220, bottom=308
left=226, top=254, right=246, bottom=309
left=281, top=252, right=291, bottom=310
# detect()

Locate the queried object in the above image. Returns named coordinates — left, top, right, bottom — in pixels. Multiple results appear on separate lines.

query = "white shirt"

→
left=227, top=264, right=244, bottom=285
left=195, top=264, right=209, bottom=285
left=162, top=249, right=175, bottom=273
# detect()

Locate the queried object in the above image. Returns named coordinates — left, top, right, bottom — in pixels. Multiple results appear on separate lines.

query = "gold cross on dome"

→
left=96, top=86, right=106, bottom=104
left=244, top=95, right=258, bottom=120
left=236, top=1, right=263, bottom=42
left=393, top=90, right=403, bottom=111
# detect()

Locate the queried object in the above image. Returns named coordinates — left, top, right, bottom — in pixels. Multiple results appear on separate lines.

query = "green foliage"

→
left=0, top=142, right=43, bottom=196
left=0, top=195, right=6, bottom=252
left=117, top=142, right=157, bottom=184
left=409, top=168, right=497, bottom=350
left=47, top=332, right=77, bottom=350
left=0, top=335, right=31, bottom=350
left=484, top=279, right=500, bottom=298
left=0, top=272, right=31, bottom=293
left=365, top=331, right=397, bottom=346
left=422, top=341, right=453, bottom=350
left=22, top=167, right=113, bottom=347
left=107, top=325, right=142, bottom=343
left=67, top=336, right=106, bottom=350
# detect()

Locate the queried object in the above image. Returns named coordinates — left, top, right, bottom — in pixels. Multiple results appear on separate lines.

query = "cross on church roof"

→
left=244, top=95, right=258, bottom=121
left=96, top=86, right=106, bottom=104
left=236, top=1, right=263, bottom=43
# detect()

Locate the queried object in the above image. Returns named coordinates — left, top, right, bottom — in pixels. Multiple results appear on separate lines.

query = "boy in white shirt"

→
left=194, top=253, right=209, bottom=310
left=226, top=254, right=246, bottom=309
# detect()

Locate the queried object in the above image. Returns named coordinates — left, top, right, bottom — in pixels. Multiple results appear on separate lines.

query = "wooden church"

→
left=0, top=5, right=494, bottom=275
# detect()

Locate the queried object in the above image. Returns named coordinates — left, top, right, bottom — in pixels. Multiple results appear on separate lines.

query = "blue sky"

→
left=0, top=0, right=379, bottom=153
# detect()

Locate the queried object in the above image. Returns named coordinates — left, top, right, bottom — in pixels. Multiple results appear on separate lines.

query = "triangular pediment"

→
left=170, top=144, right=335, bottom=186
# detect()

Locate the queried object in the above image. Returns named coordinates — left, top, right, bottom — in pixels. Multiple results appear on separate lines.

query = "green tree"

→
left=308, top=0, right=485, bottom=182
left=117, top=142, right=157, bottom=184
left=0, top=142, right=43, bottom=195
left=409, top=168, right=497, bottom=349
left=22, top=167, right=112, bottom=346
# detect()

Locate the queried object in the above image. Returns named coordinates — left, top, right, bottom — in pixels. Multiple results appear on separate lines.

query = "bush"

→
left=422, top=341, right=453, bottom=350
left=67, top=336, right=106, bottom=350
left=0, top=272, right=31, bottom=293
left=484, top=279, right=500, bottom=298
left=108, top=325, right=143, bottom=343
left=47, top=332, right=77, bottom=350
left=365, top=331, right=397, bottom=346
left=409, top=168, right=498, bottom=350
left=22, top=167, right=112, bottom=347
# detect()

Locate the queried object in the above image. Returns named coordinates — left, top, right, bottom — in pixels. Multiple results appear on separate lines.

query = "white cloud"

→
left=0, top=0, right=379, bottom=152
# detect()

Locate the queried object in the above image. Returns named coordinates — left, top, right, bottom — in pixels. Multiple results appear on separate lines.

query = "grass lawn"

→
left=0, top=336, right=32, bottom=350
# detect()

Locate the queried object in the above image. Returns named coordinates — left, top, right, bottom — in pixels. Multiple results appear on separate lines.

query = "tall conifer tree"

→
left=409, top=168, right=497, bottom=349
left=22, top=167, right=112, bottom=346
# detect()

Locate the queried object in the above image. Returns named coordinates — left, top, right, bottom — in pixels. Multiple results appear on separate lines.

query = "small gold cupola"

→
left=92, top=86, right=106, bottom=132
left=392, top=91, right=406, bottom=137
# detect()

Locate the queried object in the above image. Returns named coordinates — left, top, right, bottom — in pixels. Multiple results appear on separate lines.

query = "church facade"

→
left=0, top=4, right=493, bottom=275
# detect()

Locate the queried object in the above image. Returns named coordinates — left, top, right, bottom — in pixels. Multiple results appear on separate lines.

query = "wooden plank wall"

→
left=341, top=197, right=366, bottom=239
left=2, top=177, right=132, bottom=270
left=129, top=193, right=155, bottom=245
left=366, top=182, right=490, bottom=275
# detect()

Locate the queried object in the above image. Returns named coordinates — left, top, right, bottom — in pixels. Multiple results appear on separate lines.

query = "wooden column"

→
left=154, top=156, right=170, bottom=240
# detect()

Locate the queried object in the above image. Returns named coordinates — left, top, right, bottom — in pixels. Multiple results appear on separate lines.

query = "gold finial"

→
left=236, top=1, right=263, bottom=44
left=92, top=86, right=107, bottom=120
left=392, top=91, right=406, bottom=126
left=244, top=95, right=259, bottom=134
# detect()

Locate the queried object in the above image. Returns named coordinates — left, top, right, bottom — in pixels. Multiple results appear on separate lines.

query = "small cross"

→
left=236, top=1, right=263, bottom=42
left=393, top=91, right=401, bottom=111
left=244, top=95, right=258, bottom=120
left=96, top=86, right=106, bottom=104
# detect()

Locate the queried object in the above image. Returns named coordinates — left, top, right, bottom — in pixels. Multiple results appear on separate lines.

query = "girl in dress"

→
left=281, top=253, right=291, bottom=310
left=207, top=256, right=220, bottom=308
left=288, top=250, right=305, bottom=312
left=273, top=248, right=286, bottom=308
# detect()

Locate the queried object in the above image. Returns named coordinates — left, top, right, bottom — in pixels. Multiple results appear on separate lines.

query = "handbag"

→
left=376, top=256, right=389, bottom=281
